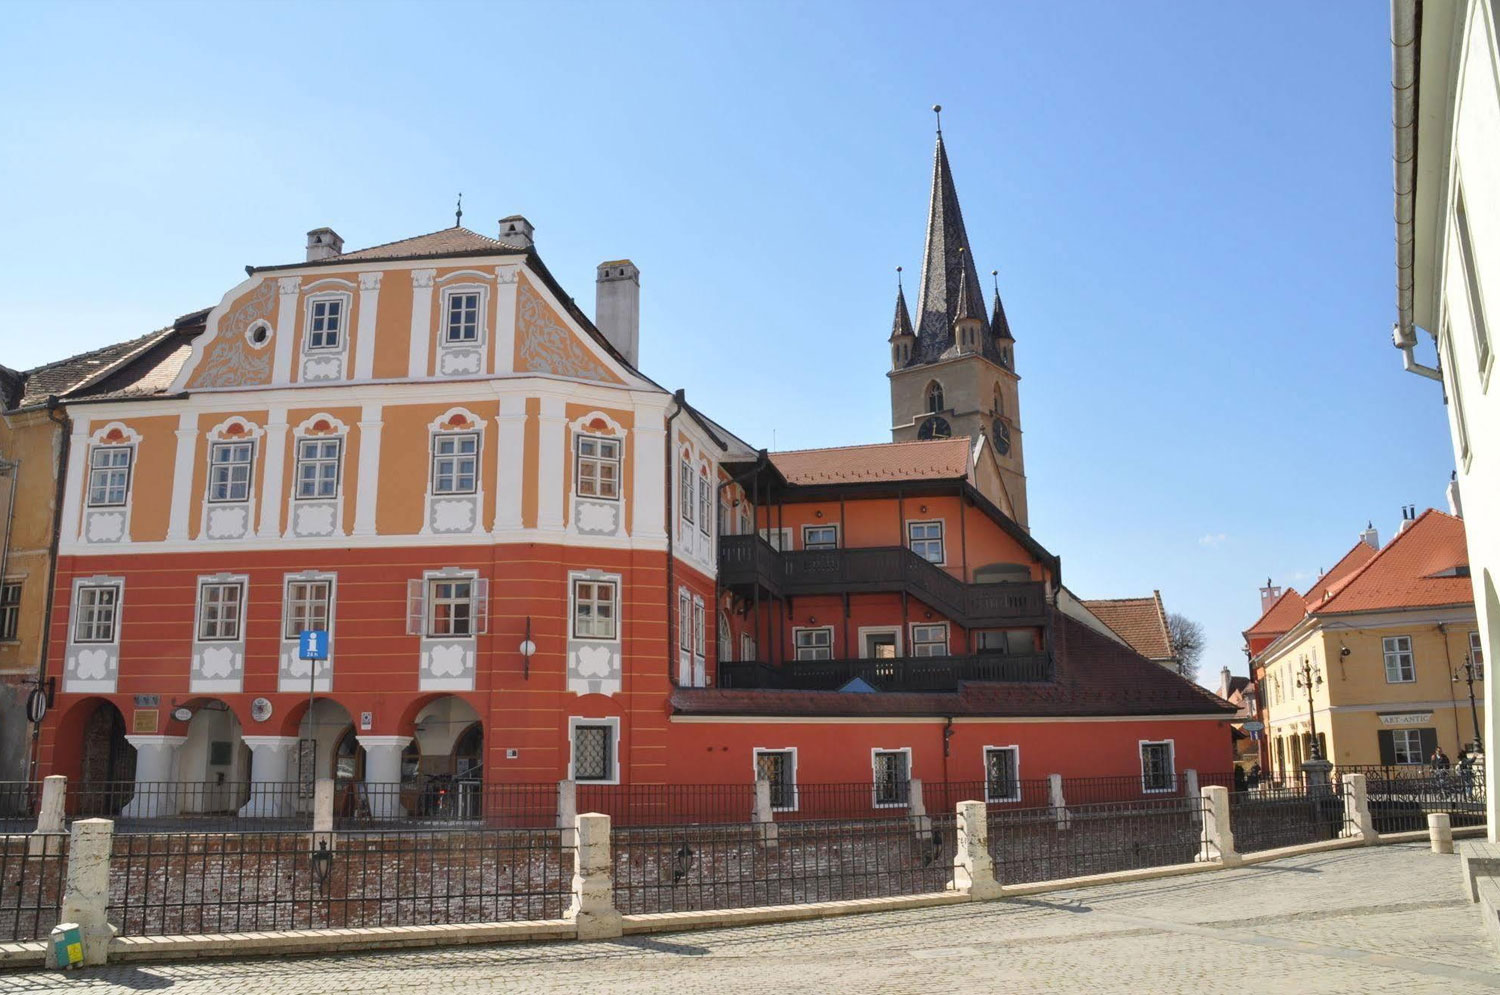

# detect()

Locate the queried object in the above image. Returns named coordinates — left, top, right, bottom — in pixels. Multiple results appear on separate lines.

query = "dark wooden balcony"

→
left=717, top=534, right=1048, bottom=627
left=716, top=652, right=1053, bottom=692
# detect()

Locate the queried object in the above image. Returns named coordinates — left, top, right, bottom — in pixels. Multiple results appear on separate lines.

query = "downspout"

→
left=31, top=397, right=70, bottom=778
left=1391, top=0, right=1442, bottom=381
left=665, top=390, right=684, bottom=684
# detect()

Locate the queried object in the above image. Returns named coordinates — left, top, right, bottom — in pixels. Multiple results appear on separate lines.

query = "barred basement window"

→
left=873, top=750, right=910, bottom=807
left=984, top=746, right=1020, bottom=803
left=1140, top=740, right=1175, bottom=792
left=87, top=446, right=132, bottom=507
left=575, top=436, right=620, bottom=499
left=74, top=584, right=120, bottom=643
left=572, top=723, right=614, bottom=781
left=197, top=581, right=245, bottom=641
left=0, top=582, right=20, bottom=641
left=755, top=749, right=797, bottom=810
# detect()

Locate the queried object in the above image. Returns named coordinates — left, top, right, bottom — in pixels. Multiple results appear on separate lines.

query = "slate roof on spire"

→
left=889, top=282, right=914, bottom=342
left=908, top=132, right=1005, bottom=367
left=991, top=286, right=1013, bottom=342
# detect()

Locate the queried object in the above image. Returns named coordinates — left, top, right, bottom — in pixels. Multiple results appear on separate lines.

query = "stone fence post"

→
left=1197, top=785, right=1241, bottom=867
left=557, top=780, right=577, bottom=846
left=568, top=812, right=622, bottom=940
left=753, top=779, right=778, bottom=848
left=1341, top=772, right=1377, bottom=844
left=951, top=800, right=1002, bottom=900
left=29, top=775, right=67, bottom=857
left=59, top=818, right=116, bottom=967
left=1183, top=769, right=1201, bottom=826
left=1048, top=773, right=1071, bottom=830
left=907, top=778, right=928, bottom=833
left=312, top=778, right=334, bottom=853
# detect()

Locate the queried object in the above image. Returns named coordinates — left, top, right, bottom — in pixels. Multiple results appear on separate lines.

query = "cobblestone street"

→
left=3, top=844, right=1497, bottom=994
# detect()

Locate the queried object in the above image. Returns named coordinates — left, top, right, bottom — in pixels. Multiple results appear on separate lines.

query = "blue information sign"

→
left=299, top=630, right=329, bottom=661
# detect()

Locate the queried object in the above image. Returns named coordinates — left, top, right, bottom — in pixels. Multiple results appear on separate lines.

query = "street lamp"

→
left=1453, top=654, right=1484, bottom=754
left=1294, top=654, right=1325, bottom=763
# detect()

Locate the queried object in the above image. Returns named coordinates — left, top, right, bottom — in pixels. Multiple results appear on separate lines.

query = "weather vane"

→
left=933, top=103, right=942, bottom=135
left=896, top=264, right=903, bottom=289
left=455, top=192, right=463, bottom=228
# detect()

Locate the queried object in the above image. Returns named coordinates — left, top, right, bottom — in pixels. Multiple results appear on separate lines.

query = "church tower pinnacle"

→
left=888, top=110, right=1029, bottom=528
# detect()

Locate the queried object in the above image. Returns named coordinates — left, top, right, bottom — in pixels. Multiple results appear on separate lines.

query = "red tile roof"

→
left=1243, top=586, right=1308, bottom=641
left=1301, top=541, right=1378, bottom=606
left=1080, top=592, right=1174, bottom=662
left=673, top=611, right=1234, bottom=719
left=334, top=226, right=522, bottom=263
left=771, top=438, right=971, bottom=486
left=1315, top=510, right=1471, bottom=614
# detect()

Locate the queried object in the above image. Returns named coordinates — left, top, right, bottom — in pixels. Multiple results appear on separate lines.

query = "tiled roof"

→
left=771, top=437, right=971, bottom=486
left=11, top=330, right=169, bottom=410
left=673, top=611, right=1234, bottom=719
left=256, top=226, right=526, bottom=270
left=1243, top=586, right=1308, bottom=640
left=1301, top=541, right=1378, bottom=606
left=1079, top=592, right=1174, bottom=662
left=1315, top=510, right=1471, bottom=614
left=6, top=310, right=209, bottom=412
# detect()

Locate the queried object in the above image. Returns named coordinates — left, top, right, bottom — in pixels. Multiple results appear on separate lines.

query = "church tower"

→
left=889, top=111, right=1028, bottom=528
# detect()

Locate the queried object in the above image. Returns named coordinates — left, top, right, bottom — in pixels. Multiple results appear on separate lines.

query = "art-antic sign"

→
left=1378, top=712, right=1433, bottom=726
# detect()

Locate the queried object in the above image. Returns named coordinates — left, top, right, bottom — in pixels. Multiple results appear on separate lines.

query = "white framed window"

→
left=444, top=290, right=481, bottom=343
left=907, top=520, right=945, bottom=564
left=754, top=748, right=798, bottom=811
left=196, top=581, right=245, bottom=642
left=759, top=527, right=791, bottom=551
left=73, top=583, right=121, bottom=643
left=1455, top=183, right=1492, bottom=375
left=574, top=579, right=618, bottom=640
left=1471, top=631, right=1485, bottom=680
left=569, top=716, right=619, bottom=783
left=719, top=492, right=734, bottom=535
left=0, top=581, right=19, bottom=642
left=87, top=446, right=132, bottom=507
left=294, top=438, right=341, bottom=499
left=802, top=524, right=839, bottom=550
left=793, top=626, right=834, bottom=661
left=429, top=578, right=475, bottom=637
left=718, top=611, right=733, bottom=663
left=738, top=502, right=753, bottom=536
left=1443, top=324, right=1472, bottom=461
left=1392, top=728, right=1424, bottom=765
left=1383, top=635, right=1416, bottom=683
left=284, top=578, right=332, bottom=639
left=698, top=474, right=711, bottom=537
left=575, top=436, right=621, bottom=500
left=910, top=623, right=949, bottom=657
left=208, top=441, right=255, bottom=503
left=984, top=746, right=1021, bottom=803
left=693, top=597, right=706, bottom=656
left=678, top=589, right=692, bottom=662
left=741, top=632, right=757, bottom=662
left=1140, top=740, right=1175, bottom=793
left=679, top=458, right=694, bottom=529
left=431, top=433, right=479, bottom=495
left=306, top=296, right=344, bottom=350
left=872, top=748, right=911, bottom=807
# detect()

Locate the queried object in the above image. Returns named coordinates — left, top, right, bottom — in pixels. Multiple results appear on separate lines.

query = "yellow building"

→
left=1245, top=511, right=1484, bottom=778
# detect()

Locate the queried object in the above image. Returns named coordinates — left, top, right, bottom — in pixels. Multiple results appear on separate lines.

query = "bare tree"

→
left=1167, top=613, right=1205, bottom=683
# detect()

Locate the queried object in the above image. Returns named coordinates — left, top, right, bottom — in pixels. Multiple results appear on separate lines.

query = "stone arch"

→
left=925, top=380, right=945, bottom=414
left=52, top=697, right=134, bottom=815
left=172, top=698, right=251, bottom=814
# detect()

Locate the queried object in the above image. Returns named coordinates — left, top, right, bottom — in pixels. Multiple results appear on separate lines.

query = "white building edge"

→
left=1390, top=0, right=1500, bottom=834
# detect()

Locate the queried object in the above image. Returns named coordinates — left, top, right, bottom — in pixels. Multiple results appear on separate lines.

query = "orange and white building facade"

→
left=32, top=127, right=1237, bottom=813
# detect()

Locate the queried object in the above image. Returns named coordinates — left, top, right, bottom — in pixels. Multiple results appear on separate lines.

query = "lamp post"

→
left=1294, top=654, right=1325, bottom=763
left=1453, top=654, right=1484, bottom=754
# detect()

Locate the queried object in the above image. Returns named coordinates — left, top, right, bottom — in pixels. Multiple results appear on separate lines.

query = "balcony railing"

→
left=717, top=534, right=1047, bottom=627
left=717, top=652, right=1053, bottom=692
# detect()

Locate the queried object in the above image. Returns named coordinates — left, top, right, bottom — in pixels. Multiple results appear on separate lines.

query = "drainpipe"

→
left=665, top=390, right=684, bottom=684
left=30, top=397, right=70, bottom=779
left=1391, top=0, right=1442, bottom=382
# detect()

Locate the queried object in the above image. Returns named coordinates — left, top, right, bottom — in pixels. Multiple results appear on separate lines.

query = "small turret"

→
left=952, top=251, right=982, bottom=355
left=889, top=267, right=916, bottom=369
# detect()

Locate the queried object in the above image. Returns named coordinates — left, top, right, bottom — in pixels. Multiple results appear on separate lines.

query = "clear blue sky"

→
left=0, top=1, right=1455, bottom=688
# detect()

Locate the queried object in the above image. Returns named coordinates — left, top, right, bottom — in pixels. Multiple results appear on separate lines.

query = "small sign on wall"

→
left=360, top=711, right=373, bottom=731
left=1379, top=712, right=1434, bottom=726
left=132, top=709, right=159, bottom=734
left=133, top=695, right=160, bottom=709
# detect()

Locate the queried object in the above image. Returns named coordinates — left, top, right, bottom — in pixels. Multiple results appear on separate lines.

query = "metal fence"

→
left=987, top=795, right=1206, bottom=884
left=0, top=781, right=39, bottom=834
left=1228, top=785, right=1348, bottom=853
left=108, top=828, right=572, bottom=936
left=0, top=835, right=68, bottom=942
left=612, top=816, right=955, bottom=914
left=1340, top=764, right=1488, bottom=834
left=73, top=781, right=311, bottom=831
left=576, top=783, right=757, bottom=828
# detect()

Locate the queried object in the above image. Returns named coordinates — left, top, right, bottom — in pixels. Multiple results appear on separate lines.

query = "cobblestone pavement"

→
left=3, top=843, right=1497, bottom=994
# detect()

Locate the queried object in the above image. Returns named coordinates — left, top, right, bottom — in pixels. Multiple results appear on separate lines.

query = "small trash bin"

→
left=49, top=923, right=83, bottom=970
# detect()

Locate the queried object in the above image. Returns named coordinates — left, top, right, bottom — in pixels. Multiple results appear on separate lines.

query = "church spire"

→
left=913, top=120, right=990, bottom=363
left=889, top=267, right=914, bottom=342
left=990, top=269, right=1013, bottom=342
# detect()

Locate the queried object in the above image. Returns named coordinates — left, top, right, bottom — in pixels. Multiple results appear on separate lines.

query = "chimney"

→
left=1448, top=471, right=1463, bottom=517
left=1359, top=521, right=1379, bottom=549
left=306, top=227, right=343, bottom=262
left=1398, top=505, right=1417, bottom=534
left=1219, top=666, right=1232, bottom=698
left=595, top=260, right=640, bottom=367
left=1258, top=577, right=1282, bottom=614
left=498, top=215, right=534, bottom=249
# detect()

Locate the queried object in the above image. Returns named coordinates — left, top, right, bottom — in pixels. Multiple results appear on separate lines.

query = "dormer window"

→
left=445, top=292, right=480, bottom=343
left=307, top=298, right=343, bottom=350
